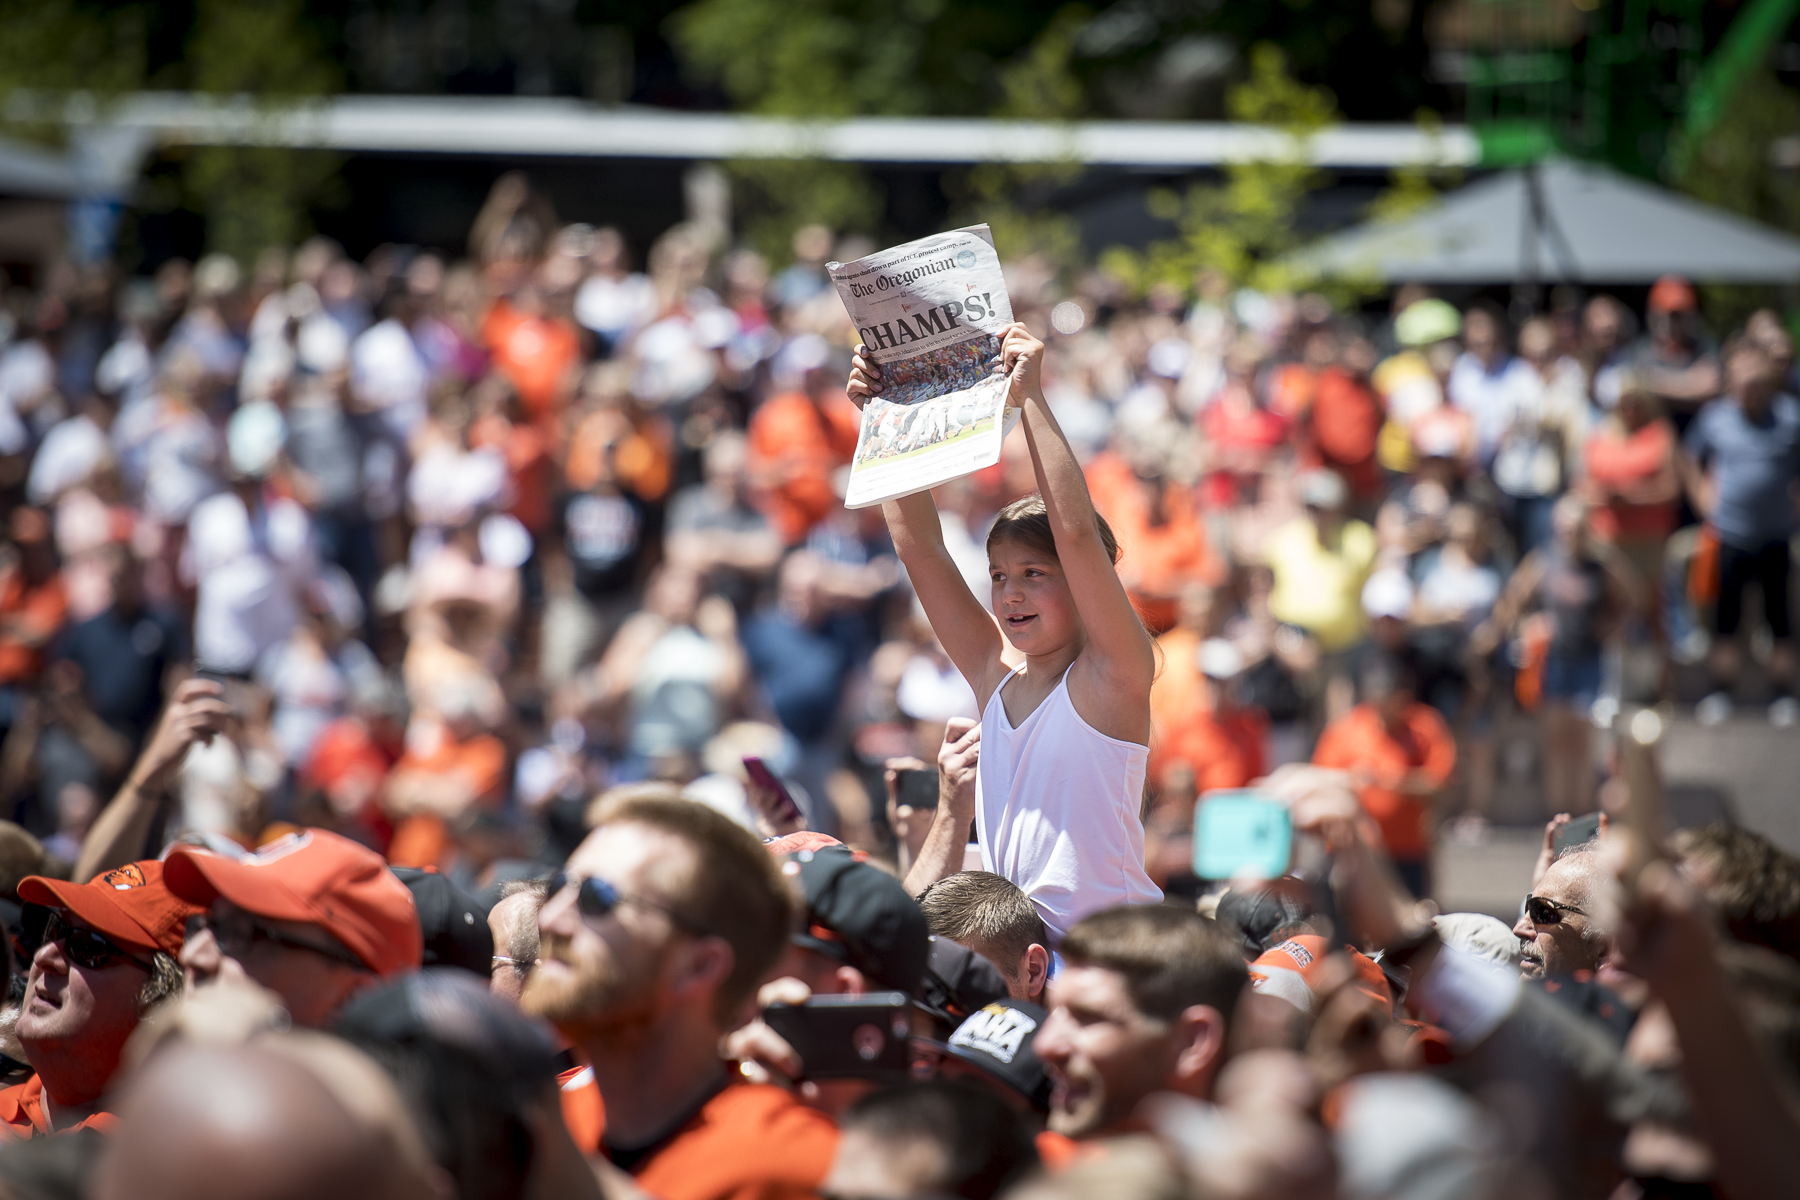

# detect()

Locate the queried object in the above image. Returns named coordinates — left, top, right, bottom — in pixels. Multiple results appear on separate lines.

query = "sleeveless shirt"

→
left=975, top=667, right=1162, bottom=942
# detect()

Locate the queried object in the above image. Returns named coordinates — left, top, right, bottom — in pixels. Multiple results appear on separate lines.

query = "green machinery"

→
left=1462, top=0, right=1800, bottom=173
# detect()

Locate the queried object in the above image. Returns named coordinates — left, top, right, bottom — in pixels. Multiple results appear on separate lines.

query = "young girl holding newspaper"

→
left=848, top=322, right=1161, bottom=941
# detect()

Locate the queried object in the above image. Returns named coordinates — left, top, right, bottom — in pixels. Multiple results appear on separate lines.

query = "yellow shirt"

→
left=1263, top=516, right=1378, bottom=653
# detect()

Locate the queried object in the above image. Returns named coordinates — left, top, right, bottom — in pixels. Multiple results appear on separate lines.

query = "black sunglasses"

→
left=32, top=909, right=156, bottom=973
left=184, top=912, right=370, bottom=972
left=547, top=871, right=707, bottom=935
left=1523, top=895, right=1587, bottom=925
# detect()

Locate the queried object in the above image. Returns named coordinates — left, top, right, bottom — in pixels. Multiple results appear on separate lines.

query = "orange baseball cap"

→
left=18, top=860, right=202, bottom=959
left=1648, top=275, right=1697, bottom=312
left=164, top=829, right=422, bottom=977
left=1249, top=935, right=1394, bottom=1014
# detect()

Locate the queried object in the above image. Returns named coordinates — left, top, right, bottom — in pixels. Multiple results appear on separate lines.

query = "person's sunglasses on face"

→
left=1522, top=895, right=1586, bottom=925
left=20, top=904, right=156, bottom=973
left=182, top=911, right=369, bottom=971
left=546, top=870, right=708, bottom=935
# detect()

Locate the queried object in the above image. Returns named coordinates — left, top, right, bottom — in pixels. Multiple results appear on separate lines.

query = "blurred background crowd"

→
left=0, top=176, right=1787, bottom=908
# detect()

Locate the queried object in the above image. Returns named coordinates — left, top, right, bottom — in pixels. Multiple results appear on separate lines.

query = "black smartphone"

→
left=1553, top=812, right=1603, bottom=855
left=895, top=768, right=939, bottom=811
left=191, top=663, right=248, bottom=719
left=761, top=992, right=912, bottom=1082
left=743, top=757, right=805, bottom=829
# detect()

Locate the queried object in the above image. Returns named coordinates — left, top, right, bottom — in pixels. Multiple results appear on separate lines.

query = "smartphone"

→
left=761, top=992, right=912, bottom=1082
left=895, top=768, right=939, bottom=811
left=1194, top=790, right=1293, bottom=882
left=191, top=663, right=249, bottom=719
left=743, top=757, right=805, bottom=828
left=1552, top=812, right=1603, bottom=855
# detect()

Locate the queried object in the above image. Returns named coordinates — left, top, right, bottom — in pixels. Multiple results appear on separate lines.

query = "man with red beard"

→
left=528, top=793, right=837, bottom=1200
left=1032, top=905, right=1247, bottom=1140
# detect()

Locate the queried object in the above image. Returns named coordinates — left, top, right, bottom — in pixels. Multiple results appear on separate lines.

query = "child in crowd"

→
left=848, top=323, right=1161, bottom=941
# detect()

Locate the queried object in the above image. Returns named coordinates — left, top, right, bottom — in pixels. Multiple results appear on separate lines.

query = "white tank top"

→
left=975, top=667, right=1162, bottom=943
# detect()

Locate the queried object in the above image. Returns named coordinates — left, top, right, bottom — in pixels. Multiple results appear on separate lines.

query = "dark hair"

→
left=986, top=494, right=1120, bottom=567
left=919, top=872, right=1048, bottom=979
left=337, top=970, right=566, bottom=1200
left=1673, top=824, right=1800, bottom=959
left=841, top=1081, right=1039, bottom=1200
left=1060, top=905, right=1248, bottom=1024
left=588, top=793, right=795, bottom=1024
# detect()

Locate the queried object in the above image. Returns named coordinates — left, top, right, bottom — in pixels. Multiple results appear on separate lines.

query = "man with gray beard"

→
left=524, top=793, right=838, bottom=1200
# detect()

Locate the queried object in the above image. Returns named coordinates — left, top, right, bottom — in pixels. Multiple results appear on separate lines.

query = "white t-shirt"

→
left=975, top=667, right=1161, bottom=942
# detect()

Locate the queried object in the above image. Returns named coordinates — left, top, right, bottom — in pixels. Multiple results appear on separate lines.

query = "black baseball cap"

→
left=789, top=846, right=929, bottom=994
left=943, top=999, right=1052, bottom=1112
left=1215, top=877, right=1319, bottom=958
left=913, top=935, right=1011, bottom=1029
left=391, top=867, right=492, bottom=977
left=335, top=967, right=563, bottom=1106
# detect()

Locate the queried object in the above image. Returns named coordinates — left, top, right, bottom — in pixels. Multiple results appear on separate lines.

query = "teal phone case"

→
left=1193, top=790, right=1293, bottom=881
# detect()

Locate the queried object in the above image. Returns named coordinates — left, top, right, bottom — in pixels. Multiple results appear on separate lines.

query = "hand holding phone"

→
left=759, top=992, right=912, bottom=1082
left=743, top=757, right=805, bottom=837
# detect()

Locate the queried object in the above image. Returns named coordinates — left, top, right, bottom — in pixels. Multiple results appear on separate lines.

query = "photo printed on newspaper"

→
left=830, top=225, right=1019, bottom=509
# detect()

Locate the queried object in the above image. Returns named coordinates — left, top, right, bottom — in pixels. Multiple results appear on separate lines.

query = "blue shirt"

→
left=1684, top=393, right=1800, bottom=549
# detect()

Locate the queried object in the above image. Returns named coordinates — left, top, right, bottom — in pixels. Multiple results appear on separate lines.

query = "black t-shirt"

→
left=52, top=605, right=188, bottom=747
left=559, top=490, right=646, bottom=600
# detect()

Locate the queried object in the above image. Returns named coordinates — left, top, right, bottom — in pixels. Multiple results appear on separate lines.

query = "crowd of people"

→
left=0, top=169, right=1788, bottom=1197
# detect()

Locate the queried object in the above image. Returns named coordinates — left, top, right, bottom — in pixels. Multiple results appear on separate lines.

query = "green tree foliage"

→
left=0, top=0, right=147, bottom=137
left=669, top=0, right=1054, bottom=118
left=1672, top=68, right=1800, bottom=335
left=1099, top=45, right=1337, bottom=299
left=952, top=10, right=1086, bottom=266
left=670, top=0, right=1084, bottom=260
left=0, top=0, right=340, bottom=267
left=182, top=0, right=343, bottom=265
left=729, top=159, right=885, bottom=264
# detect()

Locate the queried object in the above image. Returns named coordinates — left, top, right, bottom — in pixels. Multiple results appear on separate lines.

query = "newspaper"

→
left=830, top=225, right=1019, bottom=509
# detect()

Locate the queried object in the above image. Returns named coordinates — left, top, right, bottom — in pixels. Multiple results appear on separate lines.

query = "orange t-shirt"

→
left=0, top=572, right=67, bottom=684
left=482, top=302, right=581, bottom=423
left=1087, top=455, right=1224, bottom=633
left=565, top=409, right=674, bottom=503
left=0, top=1076, right=117, bottom=1138
left=1308, top=367, right=1383, bottom=491
left=559, top=1069, right=839, bottom=1200
left=470, top=412, right=554, bottom=534
left=1311, top=702, right=1455, bottom=861
left=747, top=391, right=861, bottom=545
left=1583, top=420, right=1678, bottom=542
left=1153, top=705, right=1268, bottom=794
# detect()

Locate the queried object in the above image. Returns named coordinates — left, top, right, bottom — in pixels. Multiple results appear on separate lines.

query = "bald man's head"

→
left=93, top=1040, right=444, bottom=1200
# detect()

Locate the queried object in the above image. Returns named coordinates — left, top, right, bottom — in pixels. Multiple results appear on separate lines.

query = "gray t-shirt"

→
left=1683, top=393, right=1800, bottom=549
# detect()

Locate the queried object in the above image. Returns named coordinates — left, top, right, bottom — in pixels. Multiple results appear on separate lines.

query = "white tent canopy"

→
left=1300, top=159, right=1800, bottom=283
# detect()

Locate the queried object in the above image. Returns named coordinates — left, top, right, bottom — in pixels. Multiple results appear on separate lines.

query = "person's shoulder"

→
left=0, top=1076, right=42, bottom=1135
left=1406, top=700, right=1452, bottom=736
left=641, top=1084, right=838, bottom=1192
left=701, top=1082, right=837, bottom=1134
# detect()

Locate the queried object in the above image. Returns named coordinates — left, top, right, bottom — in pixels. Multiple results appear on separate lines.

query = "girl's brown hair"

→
left=985, top=494, right=1121, bottom=565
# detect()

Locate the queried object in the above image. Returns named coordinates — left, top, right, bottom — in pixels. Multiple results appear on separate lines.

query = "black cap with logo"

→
left=943, top=998, right=1052, bottom=1111
left=788, top=846, right=930, bottom=994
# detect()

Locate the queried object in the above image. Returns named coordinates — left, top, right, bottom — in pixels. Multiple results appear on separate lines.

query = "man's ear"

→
left=670, top=937, right=736, bottom=1004
left=1169, top=1004, right=1228, bottom=1100
left=1020, top=944, right=1050, bottom=1000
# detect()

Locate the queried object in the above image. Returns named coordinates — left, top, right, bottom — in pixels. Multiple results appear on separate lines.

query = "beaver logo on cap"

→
left=103, top=863, right=149, bottom=891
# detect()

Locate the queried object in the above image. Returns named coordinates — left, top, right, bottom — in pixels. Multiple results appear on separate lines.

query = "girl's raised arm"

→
left=849, top=346, right=1008, bottom=700
left=1003, top=324, right=1156, bottom=711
